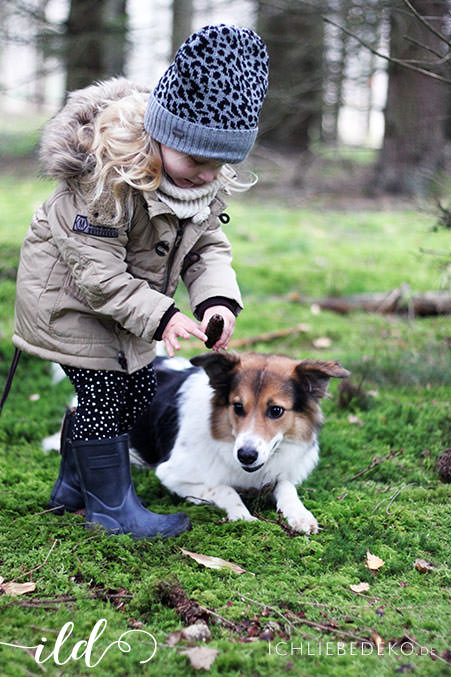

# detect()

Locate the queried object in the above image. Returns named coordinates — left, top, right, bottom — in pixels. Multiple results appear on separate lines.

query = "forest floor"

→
left=0, top=139, right=449, bottom=676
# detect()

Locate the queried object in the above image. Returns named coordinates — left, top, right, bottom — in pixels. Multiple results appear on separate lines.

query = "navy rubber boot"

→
left=72, top=434, right=191, bottom=539
left=48, top=409, right=84, bottom=514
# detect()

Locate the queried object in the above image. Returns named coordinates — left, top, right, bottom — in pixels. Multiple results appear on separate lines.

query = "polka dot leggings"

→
left=61, top=363, right=157, bottom=441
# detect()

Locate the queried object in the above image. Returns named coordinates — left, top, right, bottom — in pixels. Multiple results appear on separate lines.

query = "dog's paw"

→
left=227, top=508, right=258, bottom=523
left=286, top=509, right=318, bottom=534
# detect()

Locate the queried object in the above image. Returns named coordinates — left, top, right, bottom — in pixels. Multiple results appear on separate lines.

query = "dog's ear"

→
left=190, top=353, right=240, bottom=403
left=294, top=360, right=350, bottom=401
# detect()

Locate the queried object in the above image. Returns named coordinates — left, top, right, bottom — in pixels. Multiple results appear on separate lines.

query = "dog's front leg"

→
left=274, top=479, right=318, bottom=534
left=174, top=482, right=258, bottom=523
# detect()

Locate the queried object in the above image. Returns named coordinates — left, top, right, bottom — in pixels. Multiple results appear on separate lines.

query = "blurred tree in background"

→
left=373, top=0, right=450, bottom=195
left=0, top=0, right=449, bottom=197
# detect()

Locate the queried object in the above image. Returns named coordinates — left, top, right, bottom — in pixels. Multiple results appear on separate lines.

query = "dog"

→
left=128, top=352, right=350, bottom=534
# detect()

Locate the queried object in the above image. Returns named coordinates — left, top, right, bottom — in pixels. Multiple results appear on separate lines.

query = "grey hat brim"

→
left=144, top=93, right=257, bottom=164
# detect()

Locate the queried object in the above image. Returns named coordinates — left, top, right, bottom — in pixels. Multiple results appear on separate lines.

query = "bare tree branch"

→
left=322, top=15, right=451, bottom=83
left=401, top=0, right=451, bottom=48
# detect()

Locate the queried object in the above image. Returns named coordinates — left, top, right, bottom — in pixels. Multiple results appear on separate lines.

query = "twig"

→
left=404, top=634, right=449, bottom=665
left=197, top=605, right=240, bottom=631
left=254, top=512, right=299, bottom=538
left=239, top=593, right=370, bottom=644
left=375, top=482, right=415, bottom=513
left=347, top=449, right=404, bottom=482
left=322, top=16, right=451, bottom=83
left=401, top=0, right=451, bottom=48
left=238, top=594, right=297, bottom=636
left=229, top=324, right=310, bottom=349
left=10, top=539, right=58, bottom=583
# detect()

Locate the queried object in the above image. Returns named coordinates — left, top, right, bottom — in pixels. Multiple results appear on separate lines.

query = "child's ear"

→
left=294, top=360, right=351, bottom=401
left=190, top=352, right=240, bottom=403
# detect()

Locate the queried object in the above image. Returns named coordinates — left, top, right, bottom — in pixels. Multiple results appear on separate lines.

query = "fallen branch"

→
left=348, top=449, right=404, bottom=482
left=229, top=324, right=310, bottom=349
left=295, top=286, right=451, bottom=317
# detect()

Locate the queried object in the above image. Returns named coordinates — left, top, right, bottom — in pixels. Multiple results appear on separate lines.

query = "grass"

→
left=0, top=174, right=450, bottom=676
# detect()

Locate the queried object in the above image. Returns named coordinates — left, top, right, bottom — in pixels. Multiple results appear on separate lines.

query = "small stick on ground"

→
left=347, top=449, right=404, bottom=482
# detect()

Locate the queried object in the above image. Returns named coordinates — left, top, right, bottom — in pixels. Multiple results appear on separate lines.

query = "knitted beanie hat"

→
left=144, top=24, right=269, bottom=163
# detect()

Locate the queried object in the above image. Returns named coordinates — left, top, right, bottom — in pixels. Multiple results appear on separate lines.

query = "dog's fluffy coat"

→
left=130, top=352, right=349, bottom=533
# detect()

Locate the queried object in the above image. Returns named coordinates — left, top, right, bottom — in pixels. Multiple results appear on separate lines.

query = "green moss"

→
left=0, top=179, right=449, bottom=675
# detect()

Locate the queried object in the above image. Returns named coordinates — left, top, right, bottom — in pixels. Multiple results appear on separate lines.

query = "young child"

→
left=13, top=24, right=269, bottom=539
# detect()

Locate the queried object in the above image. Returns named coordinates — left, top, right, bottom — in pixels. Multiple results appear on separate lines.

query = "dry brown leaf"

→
left=366, top=550, right=385, bottom=571
left=166, top=631, right=183, bottom=647
left=1, top=581, right=36, bottom=596
left=180, top=646, right=219, bottom=670
left=371, top=632, right=385, bottom=654
left=180, top=548, right=246, bottom=574
left=350, top=582, right=370, bottom=593
left=181, top=623, right=211, bottom=643
left=414, top=558, right=435, bottom=572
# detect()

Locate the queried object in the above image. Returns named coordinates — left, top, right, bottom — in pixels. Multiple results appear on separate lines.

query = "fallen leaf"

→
left=313, top=337, right=331, bottom=348
left=180, top=646, right=219, bottom=670
left=181, top=623, right=211, bottom=643
left=166, top=631, right=183, bottom=647
left=414, top=558, right=435, bottom=572
left=350, top=582, right=370, bottom=593
left=180, top=548, right=246, bottom=574
left=1, top=581, right=36, bottom=596
left=371, top=631, right=385, bottom=654
left=366, top=550, right=385, bottom=571
left=128, top=618, right=144, bottom=629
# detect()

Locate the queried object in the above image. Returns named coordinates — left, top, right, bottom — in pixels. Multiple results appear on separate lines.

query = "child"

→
left=12, top=24, right=269, bottom=539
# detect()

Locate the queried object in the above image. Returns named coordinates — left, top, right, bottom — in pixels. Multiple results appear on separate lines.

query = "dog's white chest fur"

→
left=155, top=370, right=321, bottom=533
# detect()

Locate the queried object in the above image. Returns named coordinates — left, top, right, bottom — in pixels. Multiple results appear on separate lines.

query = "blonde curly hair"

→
left=79, top=90, right=256, bottom=222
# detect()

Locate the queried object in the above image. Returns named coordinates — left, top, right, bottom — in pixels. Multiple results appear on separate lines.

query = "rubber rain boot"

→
left=48, top=409, right=84, bottom=514
left=72, top=434, right=191, bottom=539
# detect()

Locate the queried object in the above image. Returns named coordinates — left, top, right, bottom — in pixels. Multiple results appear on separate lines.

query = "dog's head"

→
left=191, top=352, right=350, bottom=473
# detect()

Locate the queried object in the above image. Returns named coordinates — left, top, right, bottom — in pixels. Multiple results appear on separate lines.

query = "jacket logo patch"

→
left=73, top=214, right=118, bottom=238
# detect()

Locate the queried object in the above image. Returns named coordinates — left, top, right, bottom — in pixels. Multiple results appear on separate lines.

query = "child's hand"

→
left=200, top=306, right=236, bottom=351
left=162, top=312, right=207, bottom=357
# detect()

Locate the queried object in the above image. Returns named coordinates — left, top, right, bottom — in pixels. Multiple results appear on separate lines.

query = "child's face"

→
left=160, top=145, right=223, bottom=189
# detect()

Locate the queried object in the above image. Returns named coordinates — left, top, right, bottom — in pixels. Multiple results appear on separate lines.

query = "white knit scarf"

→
left=155, top=174, right=223, bottom=224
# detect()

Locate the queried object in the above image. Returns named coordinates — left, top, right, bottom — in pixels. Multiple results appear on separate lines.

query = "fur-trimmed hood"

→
left=39, top=78, right=151, bottom=181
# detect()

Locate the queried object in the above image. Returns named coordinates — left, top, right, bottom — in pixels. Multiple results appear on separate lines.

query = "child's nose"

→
left=198, top=168, right=217, bottom=183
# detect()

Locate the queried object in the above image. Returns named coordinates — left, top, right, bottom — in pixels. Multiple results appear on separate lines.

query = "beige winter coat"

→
left=13, top=79, right=242, bottom=373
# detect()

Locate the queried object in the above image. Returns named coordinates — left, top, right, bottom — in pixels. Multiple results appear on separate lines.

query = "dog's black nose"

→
left=237, top=447, right=258, bottom=466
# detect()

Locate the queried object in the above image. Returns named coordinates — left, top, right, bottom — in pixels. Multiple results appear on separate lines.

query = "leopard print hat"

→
left=144, top=24, right=269, bottom=163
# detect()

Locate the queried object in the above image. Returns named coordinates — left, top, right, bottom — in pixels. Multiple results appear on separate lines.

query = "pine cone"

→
left=205, top=314, right=224, bottom=349
left=436, top=449, right=451, bottom=483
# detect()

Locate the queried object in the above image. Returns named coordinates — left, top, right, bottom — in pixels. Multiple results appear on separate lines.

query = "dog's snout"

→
left=237, top=447, right=258, bottom=466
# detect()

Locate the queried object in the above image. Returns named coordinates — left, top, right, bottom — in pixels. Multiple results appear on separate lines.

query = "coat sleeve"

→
left=47, top=191, right=175, bottom=342
left=182, top=218, right=243, bottom=317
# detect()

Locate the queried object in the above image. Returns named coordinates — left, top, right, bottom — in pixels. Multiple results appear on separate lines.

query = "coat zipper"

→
left=162, top=223, right=184, bottom=295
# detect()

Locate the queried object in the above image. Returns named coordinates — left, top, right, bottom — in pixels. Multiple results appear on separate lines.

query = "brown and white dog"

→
left=128, top=352, right=350, bottom=534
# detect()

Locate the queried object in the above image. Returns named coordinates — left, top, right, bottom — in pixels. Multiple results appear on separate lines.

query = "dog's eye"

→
left=267, top=405, right=285, bottom=419
left=232, top=402, right=246, bottom=417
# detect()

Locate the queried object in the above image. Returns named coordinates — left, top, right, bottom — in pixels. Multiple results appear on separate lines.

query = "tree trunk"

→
left=256, top=0, right=325, bottom=153
left=65, top=0, right=107, bottom=93
left=103, top=0, right=128, bottom=77
left=372, top=0, right=449, bottom=196
left=170, top=0, right=193, bottom=59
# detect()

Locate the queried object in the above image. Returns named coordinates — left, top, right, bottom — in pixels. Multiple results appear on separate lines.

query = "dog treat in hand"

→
left=205, top=314, right=224, bottom=349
